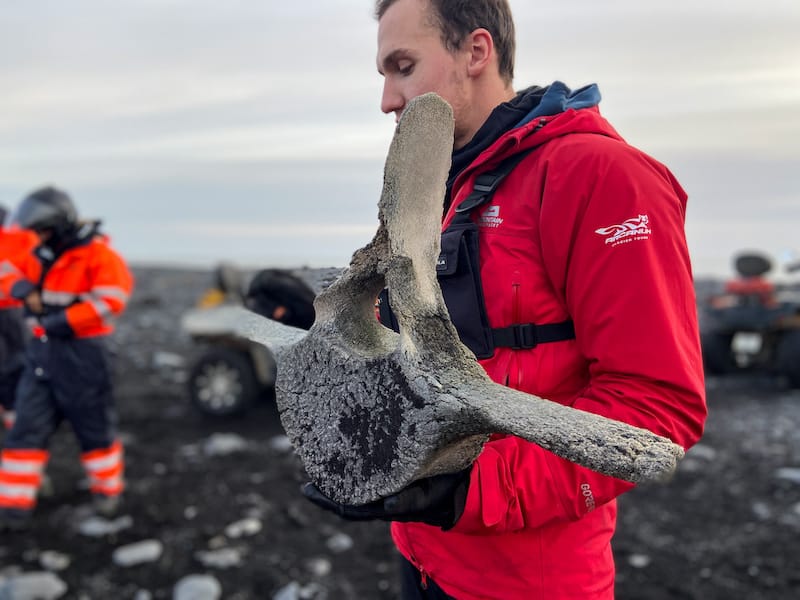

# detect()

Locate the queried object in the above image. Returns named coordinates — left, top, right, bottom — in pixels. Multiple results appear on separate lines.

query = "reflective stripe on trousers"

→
left=81, top=439, right=124, bottom=496
left=0, top=448, right=49, bottom=509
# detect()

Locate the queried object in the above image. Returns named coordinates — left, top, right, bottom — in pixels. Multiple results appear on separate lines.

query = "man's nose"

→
left=380, top=80, right=404, bottom=117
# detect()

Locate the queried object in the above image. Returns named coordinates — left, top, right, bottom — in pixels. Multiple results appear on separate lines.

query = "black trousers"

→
left=399, top=555, right=454, bottom=600
left=0, top=308, right=28, bottom=409
left=6, top=336, right=117, bottom=452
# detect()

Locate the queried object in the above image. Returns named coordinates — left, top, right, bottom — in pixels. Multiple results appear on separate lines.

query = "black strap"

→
left=453, top=148, right=537, bottom=217
left=492, top=321, right=575, bottom=350
left=451, top=146, right=575, bottom=351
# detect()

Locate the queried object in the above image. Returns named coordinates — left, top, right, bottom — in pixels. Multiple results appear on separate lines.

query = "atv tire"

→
left=188, top=347, right=260, bottom=416
left=701, top=332, right=736, bottom=375
left=776, top=330, right=800, bottom=389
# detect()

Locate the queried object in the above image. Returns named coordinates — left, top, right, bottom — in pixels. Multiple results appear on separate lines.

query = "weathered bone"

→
left=233, top=93, right=685, bottom=505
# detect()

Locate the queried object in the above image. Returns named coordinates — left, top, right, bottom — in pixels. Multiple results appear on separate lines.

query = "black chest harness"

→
left=378, top=148, right=575, bottom=359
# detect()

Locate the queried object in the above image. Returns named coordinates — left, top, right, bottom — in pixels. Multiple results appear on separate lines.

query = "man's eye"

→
left=397, top=61, right=413, bottom=75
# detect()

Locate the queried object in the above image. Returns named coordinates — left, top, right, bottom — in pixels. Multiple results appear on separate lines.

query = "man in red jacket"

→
left=0, top=205, right=38, bottom=430
left=0, top=187, right=133, bottom=531
left=304, top=0, right=708, bottom=598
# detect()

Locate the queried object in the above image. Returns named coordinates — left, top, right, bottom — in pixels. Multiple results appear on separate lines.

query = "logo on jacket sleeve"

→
left=479, top=204, right=503, bottom=228
left=595, top=214, right=651, bottom=246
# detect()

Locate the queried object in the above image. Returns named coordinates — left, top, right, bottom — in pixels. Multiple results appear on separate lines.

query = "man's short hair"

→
left=375, top=0, right=516, bottom=85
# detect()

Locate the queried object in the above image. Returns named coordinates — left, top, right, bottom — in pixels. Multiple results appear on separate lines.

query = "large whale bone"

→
left=236, top=93, right=684, bottom=505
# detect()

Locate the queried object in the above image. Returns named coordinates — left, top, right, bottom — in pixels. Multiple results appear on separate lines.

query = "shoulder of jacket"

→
left=539, top=132, right=649, bottom=178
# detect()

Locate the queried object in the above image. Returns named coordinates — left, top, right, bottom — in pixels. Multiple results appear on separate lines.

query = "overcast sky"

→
left=1, top=0, right=798, bottom=277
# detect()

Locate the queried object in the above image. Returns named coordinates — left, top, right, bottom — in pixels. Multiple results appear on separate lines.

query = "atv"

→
left=699, top=251, right=800, bottom=387
left=180, top=263, right=316, bottom=416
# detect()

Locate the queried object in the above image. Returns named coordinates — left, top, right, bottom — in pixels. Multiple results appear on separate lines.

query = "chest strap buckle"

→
left=491, top=320, right=575, bottom=350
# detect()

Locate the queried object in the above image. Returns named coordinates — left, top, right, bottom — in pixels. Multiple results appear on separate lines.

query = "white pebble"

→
left=225, top=518, right=262, bottom=539
left=326, top=532, right=353, bottom=554
left=39, top=551, right=71, bottom=572
left=628, top=554, right=652, bottom=569
left=112, top=540, right=164, bottom=567
left=173, top=575, right=222, bottom=600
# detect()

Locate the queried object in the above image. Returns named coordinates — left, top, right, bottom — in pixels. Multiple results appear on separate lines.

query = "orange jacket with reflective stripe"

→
left=0, top=228, right=39, bottom=310
left=16, top=234, right=133, bottom=338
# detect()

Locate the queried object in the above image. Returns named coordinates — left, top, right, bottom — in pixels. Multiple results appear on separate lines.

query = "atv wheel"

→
left=776, top=330, right=800, bottom=389
left=188, top=348, right=259, bottom=416
left=701, top=332, right=736, bottom=375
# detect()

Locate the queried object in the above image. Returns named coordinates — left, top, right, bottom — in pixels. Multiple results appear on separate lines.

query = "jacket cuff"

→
left=11, top=279, right=36, bottom=300
left=40, top=312, right=74, bottom=338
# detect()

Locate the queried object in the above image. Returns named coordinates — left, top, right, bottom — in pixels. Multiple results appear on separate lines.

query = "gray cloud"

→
left=1, top=1, right=798, bottom=275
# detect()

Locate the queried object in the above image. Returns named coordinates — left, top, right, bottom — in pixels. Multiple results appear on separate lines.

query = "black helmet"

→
left=13, top=186, right=78, bottom=234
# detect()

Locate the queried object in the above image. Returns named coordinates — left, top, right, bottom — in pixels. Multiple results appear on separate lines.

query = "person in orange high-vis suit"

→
left=0, top=187, right=133, bottom=531
left=0, top=205, right=39, bottom=431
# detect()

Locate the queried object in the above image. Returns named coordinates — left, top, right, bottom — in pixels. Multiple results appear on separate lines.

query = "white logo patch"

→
left=595, top=214, right=652, bottom=246
left=479, top=204, right=503, bottom=228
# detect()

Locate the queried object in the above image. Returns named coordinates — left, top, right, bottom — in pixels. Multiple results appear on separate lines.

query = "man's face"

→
left=377, top=0, right=470, bottom=145
left=35, top=228, right=53, bottom=244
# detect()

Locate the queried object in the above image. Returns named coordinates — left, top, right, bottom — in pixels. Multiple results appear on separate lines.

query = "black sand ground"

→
left=0, top=266, right=798, bottom=599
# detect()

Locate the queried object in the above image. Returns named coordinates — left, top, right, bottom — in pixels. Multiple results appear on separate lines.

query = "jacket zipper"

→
left=409, top=553, right=429, bottom=590
left=511, top=275, right=524, bottom=389
left=420, top=568, right=429, bottom=590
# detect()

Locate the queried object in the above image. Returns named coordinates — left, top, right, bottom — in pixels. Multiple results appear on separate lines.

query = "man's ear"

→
left=465, top=28, right=494, bottom=78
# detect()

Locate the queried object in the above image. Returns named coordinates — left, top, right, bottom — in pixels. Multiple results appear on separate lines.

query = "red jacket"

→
left=12, top=230, right=132, bottom=338
left=392, top=106, right=707, bottom=599
left=0, top=227, right=38, bottom=310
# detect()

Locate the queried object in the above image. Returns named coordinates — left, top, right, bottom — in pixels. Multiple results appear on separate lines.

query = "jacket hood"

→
left=34, top=220, right=104, bottom=265
left=454, top=86, right=627, bottom=195
left=447, top=82, right=609, bottom=208
left=513, top=81, right=601, bottom=128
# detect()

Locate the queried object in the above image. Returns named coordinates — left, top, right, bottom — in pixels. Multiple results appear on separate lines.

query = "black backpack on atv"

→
left=245, top=268, right=316, bottom=330
left=184, top=267, right=317, bottom=418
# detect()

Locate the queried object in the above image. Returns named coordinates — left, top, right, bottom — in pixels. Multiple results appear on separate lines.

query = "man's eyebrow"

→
left=377, top=48, right=413, bottom=74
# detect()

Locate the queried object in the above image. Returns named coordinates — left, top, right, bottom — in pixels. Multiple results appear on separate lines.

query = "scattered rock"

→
left=224, top=518, right=262, bottom=539
left=194, top=548, right=244, bottom=569
left=77, top=515, right=134, bottom=538
left=685, top=443, right=717, bottom=461
left=0, top=572, right=68, bottom=600
left=628, top=554, right=652, bottom=569
left=751, top=501, right=772, bottom=520
left=272, top=581, right=300, bottom=600
left=269, top=435, right=294, bottom=453
left=112, top=540, right=164, bottom=567
left=305, top=557, right=332, bottom=577
left=152, top=351, right=187, bottom=369
left=203, top=433, right=249, bottom=456
left=38, top=551, right=71, bottom=572
left=173, top=575, right=222, bottom=600
left=325, top=533, right=353, bottom=554
left=774, top=467, right=800, bottom=484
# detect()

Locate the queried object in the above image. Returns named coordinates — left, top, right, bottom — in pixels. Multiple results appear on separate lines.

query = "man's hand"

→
left=24, top=290, right=43, bottom=315
left=302, top=468, right=471, bottom=531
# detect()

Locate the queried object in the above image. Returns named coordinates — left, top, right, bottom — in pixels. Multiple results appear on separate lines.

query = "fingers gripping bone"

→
left=245, top=93, right=685, bottom=504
